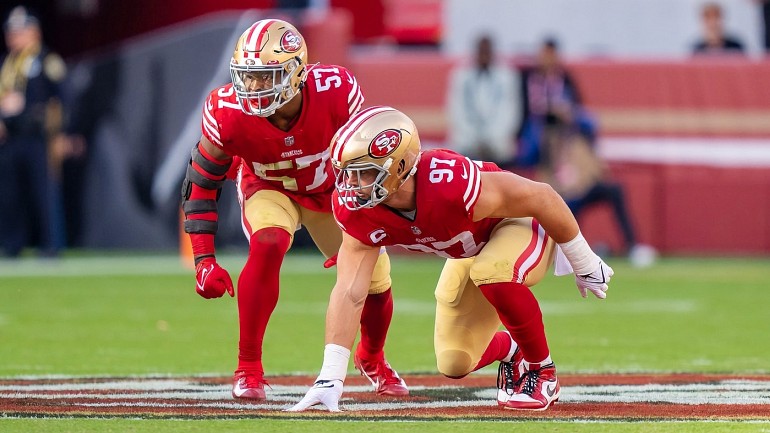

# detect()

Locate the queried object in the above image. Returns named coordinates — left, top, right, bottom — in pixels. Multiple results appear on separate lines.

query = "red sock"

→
left=473, top=331, right=513, bottom=372
left=236, top=227, right=291, bottom=373
left=356, top=288, right=393, bottom=362
left=478, top=282, right=549, bottom=363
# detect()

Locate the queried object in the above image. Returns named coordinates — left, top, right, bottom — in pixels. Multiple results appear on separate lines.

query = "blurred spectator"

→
left=516, top=37, right=596, bottom=169
left=692, top=2, right=745, bottom=54
left=518, top=38, right=655, bottom=266
left=0, top=5, right=69, bottom=258
left=446, top=34, right=521, bottom=165
left=536, top=131, right=657, bottom=267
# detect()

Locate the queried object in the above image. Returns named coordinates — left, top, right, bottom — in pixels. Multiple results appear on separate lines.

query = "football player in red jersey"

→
left=180, top=20, right=407, bottom=401
left=290, top=107, right=614, bottom=412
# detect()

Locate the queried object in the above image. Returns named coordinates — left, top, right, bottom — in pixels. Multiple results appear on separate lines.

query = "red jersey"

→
left=201, top=64, right=364, bottom=212
left=333, top=149, right=505, bottom=259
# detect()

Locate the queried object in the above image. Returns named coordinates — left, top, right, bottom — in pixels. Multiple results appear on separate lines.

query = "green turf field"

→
left=1, top=252, right=769, bottom=432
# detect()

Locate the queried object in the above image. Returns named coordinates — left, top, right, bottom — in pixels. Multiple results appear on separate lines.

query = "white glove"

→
left=286, top=379, right=344, bottom=412
left=575, top=260, right=614, bottom=299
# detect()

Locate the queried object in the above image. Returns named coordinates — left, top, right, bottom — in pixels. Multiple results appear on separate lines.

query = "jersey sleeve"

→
left=305, top=64, right=364, bottom=122
left=459, top=156, right=483, bottom=217
left=332, top=192, right=377, bottom=246
left=331, top=194, right=348, bottom=231
left=422, top=149, right=483, bottom=221
left=337, top=66, right=364, bottom=116
left=456, top=155, right=503, bottom=219
left=201, top=88, right=224, bottom=147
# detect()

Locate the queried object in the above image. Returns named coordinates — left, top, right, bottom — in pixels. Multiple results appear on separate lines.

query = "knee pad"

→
left=436, top=349, right=474, bottom=379
left=249, top=227, right=291, bottom=255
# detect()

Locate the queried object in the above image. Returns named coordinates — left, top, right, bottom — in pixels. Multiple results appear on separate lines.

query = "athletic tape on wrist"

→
left=317, top=344, right=351, bottom=382
left=557, top=231, right=600, bottom=275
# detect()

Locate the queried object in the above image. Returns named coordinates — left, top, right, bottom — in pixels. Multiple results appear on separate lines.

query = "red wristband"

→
left=190, top=233, right=215, bottom=259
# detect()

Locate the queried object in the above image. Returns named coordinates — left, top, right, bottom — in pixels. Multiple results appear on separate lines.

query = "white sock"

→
left=501, top=331, right=518, bottom=363
left=523, top=355, right=552, bottom=370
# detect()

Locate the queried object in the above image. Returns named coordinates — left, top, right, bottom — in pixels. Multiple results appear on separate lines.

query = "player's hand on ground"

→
left=287, top=379, right=343, bottom=412
left=575, top=260, right=614, bottom=299
left=195, top=257, right=234, bottom=299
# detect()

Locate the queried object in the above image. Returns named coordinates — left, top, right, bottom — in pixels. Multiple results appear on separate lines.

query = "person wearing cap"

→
left=0, top=5, right=67, bottom=257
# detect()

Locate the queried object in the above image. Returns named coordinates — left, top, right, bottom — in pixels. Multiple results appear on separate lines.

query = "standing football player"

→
left=181, top=20, right=407, bottom=400
left=290, top=106, right=614, bottom=412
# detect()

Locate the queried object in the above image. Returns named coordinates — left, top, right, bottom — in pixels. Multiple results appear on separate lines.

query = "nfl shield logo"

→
left=284, top=136, right=295, bottom=146
left=411, top=226, right=421, bottom=235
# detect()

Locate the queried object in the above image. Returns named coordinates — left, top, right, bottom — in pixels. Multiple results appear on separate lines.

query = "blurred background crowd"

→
left=2, top=0, right=769, bottom=263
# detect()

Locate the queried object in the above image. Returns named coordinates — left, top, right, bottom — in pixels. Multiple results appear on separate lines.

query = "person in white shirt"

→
left=447, top=35, right=521, bottom=166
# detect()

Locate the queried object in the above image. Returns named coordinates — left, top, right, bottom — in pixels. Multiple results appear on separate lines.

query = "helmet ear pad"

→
left=396, top=159, right=408, bottom=179
left=277, top=57, right=306, bottom=101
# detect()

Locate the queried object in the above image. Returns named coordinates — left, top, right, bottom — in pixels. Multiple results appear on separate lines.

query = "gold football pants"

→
left=433, top=218, right=555, bottom=377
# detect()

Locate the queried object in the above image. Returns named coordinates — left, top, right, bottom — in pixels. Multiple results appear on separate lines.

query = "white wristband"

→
left=557, top=231, right=600, bottom=275
left=317, top=344, right=351, bottom=382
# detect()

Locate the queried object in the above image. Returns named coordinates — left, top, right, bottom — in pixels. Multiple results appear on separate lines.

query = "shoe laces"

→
left=239, top=371, right=270, bottom=389
left=517, top=368, right=540, bottom=396
left=516, top=362, right=555, bottom=396
left=375, top=360, right=402, bottom=385
left=497, top=361, right=516, bottom=396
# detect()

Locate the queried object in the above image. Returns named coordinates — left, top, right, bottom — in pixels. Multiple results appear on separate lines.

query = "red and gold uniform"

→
left=184, top=19, right=405, bottom=400
left=203, top=64, right=362, bottom=214
left=334, top=148, right=556, bottom=376
left=201, top=62, right=391, bottom=289
left=334, top=149, right=503, bottom=259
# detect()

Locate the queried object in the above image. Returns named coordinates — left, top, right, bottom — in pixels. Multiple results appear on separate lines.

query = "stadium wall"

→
left=65, top=10, right=770, bottom=254
left=351, top=54, right=770, bottom=255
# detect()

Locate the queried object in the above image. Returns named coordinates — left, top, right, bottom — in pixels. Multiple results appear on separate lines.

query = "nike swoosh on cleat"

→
left=358, top=366, right=378, bottom=387
left=232, top=381, right=248, bottom=397
left=545, top=382, right=557, bottom=397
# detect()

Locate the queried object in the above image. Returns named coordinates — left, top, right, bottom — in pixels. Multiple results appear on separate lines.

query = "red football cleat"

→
left=501, top=362, right=560, bottom=411
left=353, top=352, right=409, bottom=397
left=496, top=347, right=525, bottom=406
left=231, top=370, right=268, bottom=400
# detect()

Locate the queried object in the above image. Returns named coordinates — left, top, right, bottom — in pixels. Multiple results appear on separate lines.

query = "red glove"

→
left=195, top=257, right=234, bottom=299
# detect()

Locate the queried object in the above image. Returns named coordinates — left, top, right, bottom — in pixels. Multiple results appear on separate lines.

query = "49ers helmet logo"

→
left=280, top=30, right=302, bottom=53
left=369, top=129, right=402, bottom=158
